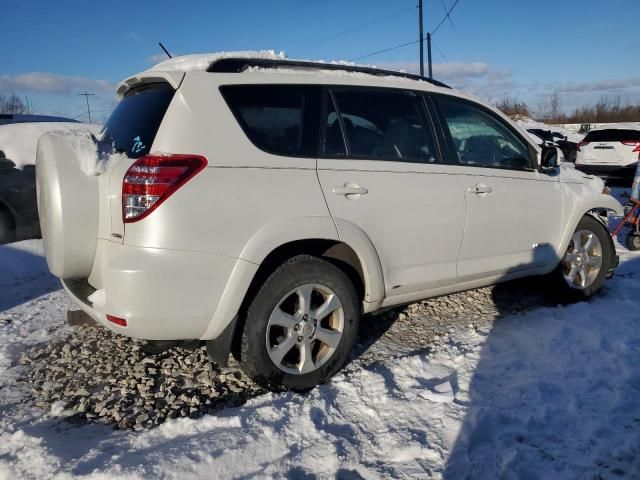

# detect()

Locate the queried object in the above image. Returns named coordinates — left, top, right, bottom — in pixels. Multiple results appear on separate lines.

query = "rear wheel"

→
left=548, top=215, right=614, bottom=301
left=0, top=210, right=16, bottom=244
left=238, top=255, right=359, bottom=391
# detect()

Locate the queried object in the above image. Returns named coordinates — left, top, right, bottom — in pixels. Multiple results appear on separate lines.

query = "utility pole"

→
left=78, top=92, right=95, bottom=124
left=418, top=0, right=424, bottom=76
left=427, top=32, right=433, bottom=79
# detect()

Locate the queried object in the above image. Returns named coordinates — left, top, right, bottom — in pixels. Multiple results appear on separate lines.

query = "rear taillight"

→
left=576, top=141, right=589, bottom=152
left=621, top=140, right=640, bottom=152
left=106, top=314, right=127, bottom=327
left=122, top=154, right=207, bottom=223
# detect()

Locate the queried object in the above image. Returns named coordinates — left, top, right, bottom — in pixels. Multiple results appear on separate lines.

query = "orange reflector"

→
left=106, top=314, right=127, bottom=327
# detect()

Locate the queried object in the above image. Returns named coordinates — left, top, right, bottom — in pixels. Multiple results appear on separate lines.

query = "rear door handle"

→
left=468, top=184, right=493, bottom=194
left=332, top=184, right=368, bottom=196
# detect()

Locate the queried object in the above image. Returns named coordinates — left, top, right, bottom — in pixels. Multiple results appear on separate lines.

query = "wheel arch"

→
left=556, top=194, right=621, bottom=269
left=200, top=217, right=385, bottom=344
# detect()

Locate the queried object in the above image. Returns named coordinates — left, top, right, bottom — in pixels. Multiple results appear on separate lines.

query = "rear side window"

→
left=221, top=85, right=321, bottom=158
left=102, top=83, right=174, bottom=159
left=436, top=95, right=533, bottom=171
left=584, top=129, right=640, bottom=142
left=326, top=88, right=438, bottom=163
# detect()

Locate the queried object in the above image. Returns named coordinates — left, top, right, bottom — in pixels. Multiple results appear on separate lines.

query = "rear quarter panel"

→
left=122, top=73, right=336, bottom=259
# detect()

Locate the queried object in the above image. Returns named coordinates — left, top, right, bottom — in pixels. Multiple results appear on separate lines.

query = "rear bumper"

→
left=63, top=240, right=257, bottom=341
left=574, top=163, right=637, bottom=181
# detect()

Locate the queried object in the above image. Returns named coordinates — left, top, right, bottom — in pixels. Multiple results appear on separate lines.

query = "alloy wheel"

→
left=562, top=229, right=603, bottom=289
left=266, top=283, right=344, bottom=375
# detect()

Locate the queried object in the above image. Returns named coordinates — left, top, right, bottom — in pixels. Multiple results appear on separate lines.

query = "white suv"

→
left=575, top=123, right=640, bottom=181
left=36, top=56, right=623, bottom=390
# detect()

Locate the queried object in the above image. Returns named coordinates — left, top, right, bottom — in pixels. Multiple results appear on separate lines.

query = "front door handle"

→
left=332, top=184, right=368, bottom=197
left=468, top=184, right=493, bottom=194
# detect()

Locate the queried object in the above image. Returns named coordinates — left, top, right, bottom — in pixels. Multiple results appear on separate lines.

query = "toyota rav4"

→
left=36, top=55, right=623, bottom=390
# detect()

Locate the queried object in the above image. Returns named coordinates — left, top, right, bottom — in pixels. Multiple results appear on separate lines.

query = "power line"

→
left=319, top=6, right=414, bottom=43
left=438, top=0, right=457, bottom=32
left=431, top=0, right=461, bottom=35
left=432, top=38, right=449, bottom=62
left=78, top=92, right=95, bottom=124
left=350, top=38, right=422, bottom=62
left=349, top=0, right=462, bottom=64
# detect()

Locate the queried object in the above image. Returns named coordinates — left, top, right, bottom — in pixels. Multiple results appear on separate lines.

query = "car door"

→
left=317, top=87, right=466, bottom=300
left=431, top=94, right=564, bottom=281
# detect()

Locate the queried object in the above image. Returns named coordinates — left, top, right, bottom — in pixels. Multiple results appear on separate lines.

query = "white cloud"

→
left=0, top=72, right=113, bottom=95
left=554, top=76, right=640, bottom=94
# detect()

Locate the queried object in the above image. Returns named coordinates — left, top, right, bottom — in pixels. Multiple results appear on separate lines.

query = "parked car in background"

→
left=0, top=121, right=99, bottom=243
left=0, top=113, right=79, bottom=126
left=36, top=56, right=622, bottom=391
left=575, top=124, right=640, bottom=183
left=527, top=128, right=578, bottom=162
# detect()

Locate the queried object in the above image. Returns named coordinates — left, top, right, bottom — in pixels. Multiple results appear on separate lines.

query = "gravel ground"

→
left=17, top=279, right=553, bottom=431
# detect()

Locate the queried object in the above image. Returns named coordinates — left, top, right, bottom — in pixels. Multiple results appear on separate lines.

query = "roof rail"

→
left=206, top=57, right=451, bottom=89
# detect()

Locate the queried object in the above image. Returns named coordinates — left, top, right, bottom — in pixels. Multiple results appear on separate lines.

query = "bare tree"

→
left=0, top=92, right=28, bottom=114
left=494, top=96, right=530, bottom=118
left=549, top=91, right=560, bottom=122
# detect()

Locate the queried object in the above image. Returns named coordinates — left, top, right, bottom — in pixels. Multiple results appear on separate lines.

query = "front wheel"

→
left=238, top=255, right=359, bottom=391
left=626, top=233, right=640, bottom=252
left=548, top=215, right=615, bottom=301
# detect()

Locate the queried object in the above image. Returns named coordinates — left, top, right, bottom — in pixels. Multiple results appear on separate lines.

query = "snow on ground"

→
left=0, top=123, right=101, bottom=169
left=1, top=231, right=640, bottom=478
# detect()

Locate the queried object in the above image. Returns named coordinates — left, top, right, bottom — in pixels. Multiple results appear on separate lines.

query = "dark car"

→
left=0, top=118, right=93, bottom=244
left=0, top=152, right=38, bottom=243
left=0, top=113, right=79, bottom=126
left=527, top=128, right=578, bottom=163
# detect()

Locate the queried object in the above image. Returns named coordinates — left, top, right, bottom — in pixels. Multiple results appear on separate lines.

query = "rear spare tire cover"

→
left=36, top=131, right=99, bottom=278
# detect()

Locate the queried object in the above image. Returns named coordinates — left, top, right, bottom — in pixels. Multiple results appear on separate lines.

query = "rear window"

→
left=101, top=83, right=174, bottom=159
left=584, top=129, right=640, bottom=143
left=220, top=85, right=321, bottom=158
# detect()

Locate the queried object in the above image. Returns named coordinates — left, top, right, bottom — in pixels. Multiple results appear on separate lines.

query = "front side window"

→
left=325, top=88, right=438, bottom=163
left=437, top=96, right=533, bottom=171
left=220, top=85, right=320, bottom=158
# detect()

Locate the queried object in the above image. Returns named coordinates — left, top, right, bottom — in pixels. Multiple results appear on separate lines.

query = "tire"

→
left=0, top=210, right=16, bottom=244
left=238, top=255, right=359, bottom=391
left=626, top=233, right=640, bottom=252
left=547, top=215, right=615, bottom=301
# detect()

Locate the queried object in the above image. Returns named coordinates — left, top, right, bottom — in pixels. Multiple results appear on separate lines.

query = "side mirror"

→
left=540, top=146, right=559, bottom=171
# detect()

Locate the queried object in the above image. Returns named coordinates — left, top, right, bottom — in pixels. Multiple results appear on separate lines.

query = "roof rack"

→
left=206, top=58, right=451, bottom=89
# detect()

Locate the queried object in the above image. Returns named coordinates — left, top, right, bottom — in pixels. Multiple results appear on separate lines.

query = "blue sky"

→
left=1, top=0, right=638, bottom=123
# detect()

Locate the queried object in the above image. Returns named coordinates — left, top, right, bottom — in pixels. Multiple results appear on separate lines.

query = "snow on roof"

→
left=144, top=50, right=432, bottom=85
left=146, top=50, right=288, bottom=73
left=589, top=122, right=640, bottom=131
left=0, top=122, right=101, bottom=169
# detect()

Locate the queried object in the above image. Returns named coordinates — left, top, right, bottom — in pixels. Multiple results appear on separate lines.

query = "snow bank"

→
left=0, top=122, right=101, bottom=169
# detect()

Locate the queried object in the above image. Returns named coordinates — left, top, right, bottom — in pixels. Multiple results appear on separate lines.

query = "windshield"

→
left=101, top=83, right=174, bottom=158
